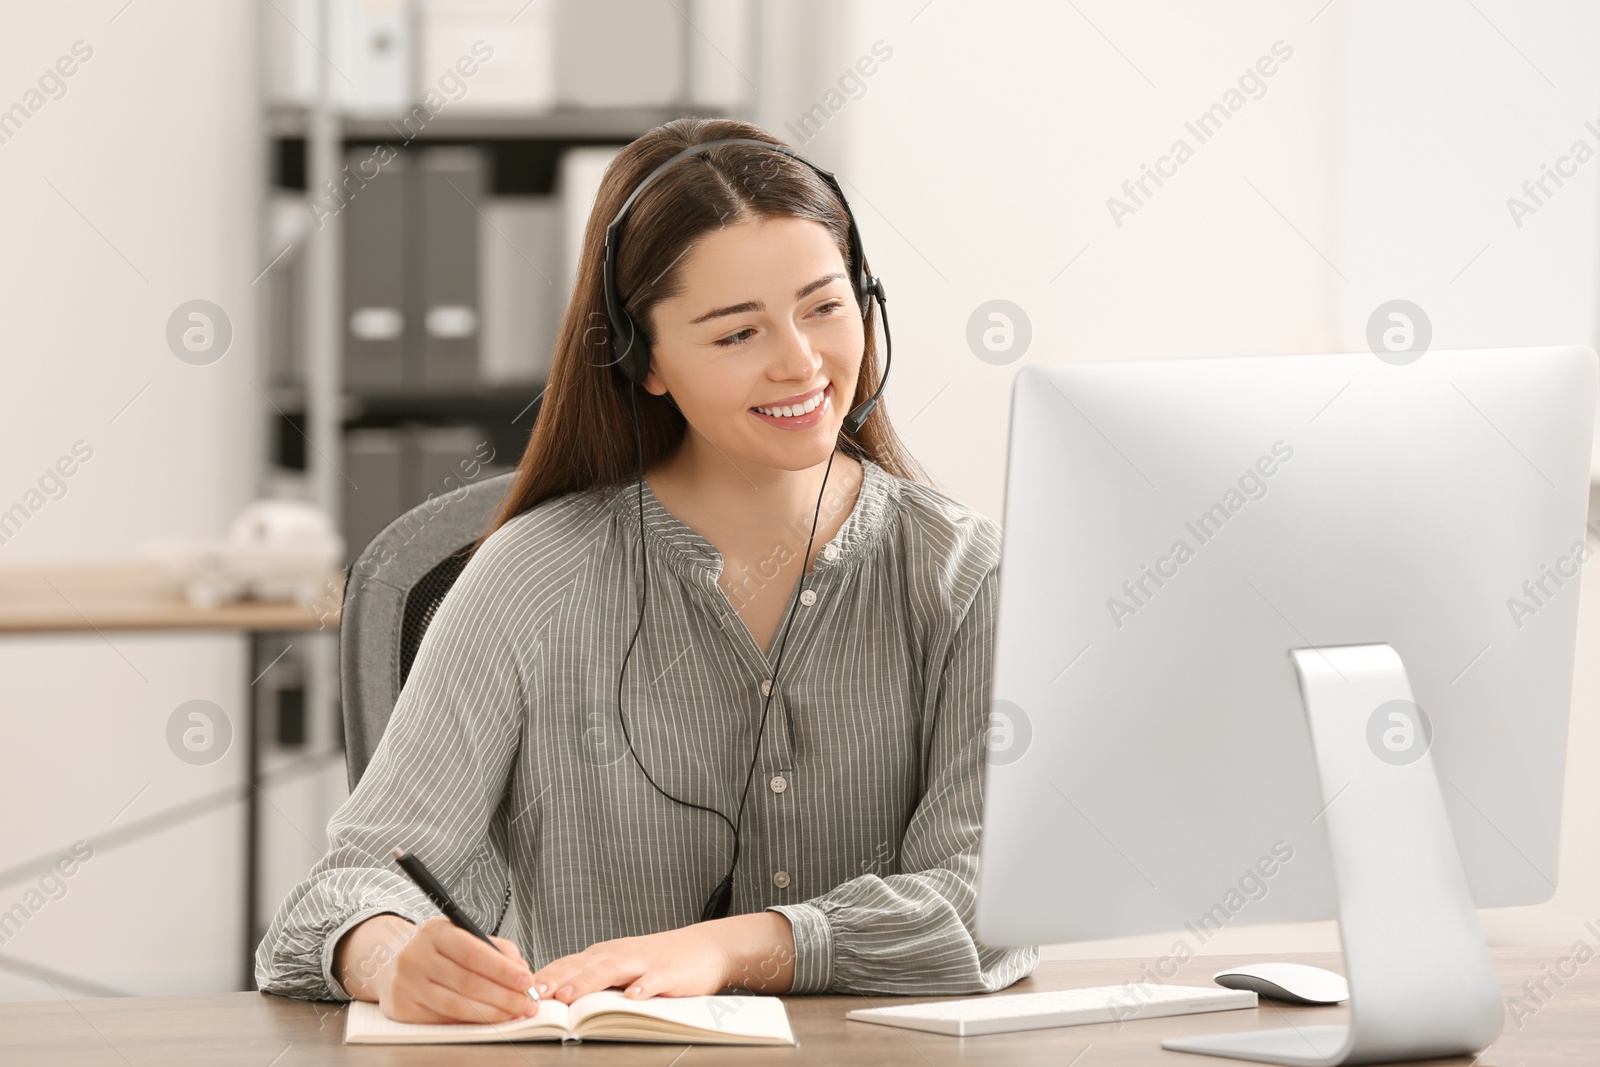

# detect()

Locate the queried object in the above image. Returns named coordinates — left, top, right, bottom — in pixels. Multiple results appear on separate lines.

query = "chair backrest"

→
left=339, top=471, right=518, bottom=791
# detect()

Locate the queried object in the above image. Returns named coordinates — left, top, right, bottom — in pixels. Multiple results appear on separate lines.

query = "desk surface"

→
left=0, top=561, right=340, bottom=634
left=2, top=949, right=1593, bottom=1065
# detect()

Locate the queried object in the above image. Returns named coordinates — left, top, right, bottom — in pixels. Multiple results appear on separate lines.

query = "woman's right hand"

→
left=333, top=913, right=541, bottom=1023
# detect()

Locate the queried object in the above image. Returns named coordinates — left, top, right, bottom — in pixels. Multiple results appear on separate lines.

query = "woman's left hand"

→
left=530, top=913, right=795, bottom=1003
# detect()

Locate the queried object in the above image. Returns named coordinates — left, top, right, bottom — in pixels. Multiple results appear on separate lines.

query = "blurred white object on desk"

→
left=143, top=500, right=344, bottom=610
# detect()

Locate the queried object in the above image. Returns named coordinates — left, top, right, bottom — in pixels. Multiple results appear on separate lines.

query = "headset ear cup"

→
left=614, top=311, right=646, bottom=385
left=858, top=274, right=878, bottom=319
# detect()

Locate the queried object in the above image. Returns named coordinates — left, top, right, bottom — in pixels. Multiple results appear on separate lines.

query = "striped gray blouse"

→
left=255, top=454, right=1039, bottom=1000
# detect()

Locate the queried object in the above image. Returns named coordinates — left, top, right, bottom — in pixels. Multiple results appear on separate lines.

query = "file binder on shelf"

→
left=341, top=424, right=505, bottom=568
left=556, top=0, right=683, bottom=109
left=558, top=146, right=622, bottom=302
left=417, top=0, right=557, bottom=112
left=415, top=147, right=487, bottom=388
left=480, top=194, right=562, bottom=385
left=342, top=428, right=405, bottom=568
left=343, top=149, right=408, bottom=391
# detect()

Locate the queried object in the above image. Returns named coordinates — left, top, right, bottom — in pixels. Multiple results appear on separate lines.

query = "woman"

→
left=256, top=116, right=1038, bottom=1023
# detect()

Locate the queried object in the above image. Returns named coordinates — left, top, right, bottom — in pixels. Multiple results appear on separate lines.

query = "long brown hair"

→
left=473, top=116, right=928, bottom=554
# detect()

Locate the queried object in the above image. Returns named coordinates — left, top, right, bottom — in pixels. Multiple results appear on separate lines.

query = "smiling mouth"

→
left=752, top=384, right=829, bottom=418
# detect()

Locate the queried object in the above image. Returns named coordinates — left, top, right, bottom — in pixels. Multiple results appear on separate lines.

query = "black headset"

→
left=600, top=136, right=892, bottom=922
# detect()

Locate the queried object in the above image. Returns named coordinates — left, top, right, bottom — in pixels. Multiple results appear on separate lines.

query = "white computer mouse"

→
left=1212, top=962, right=1350, bottom=1005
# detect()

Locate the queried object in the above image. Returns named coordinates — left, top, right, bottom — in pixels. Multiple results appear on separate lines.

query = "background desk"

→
left=0, top=561, right=342, bottom=989
left=0, top=562, right=339, bottom=634
left=2, top=949, right=1593, bottom=1065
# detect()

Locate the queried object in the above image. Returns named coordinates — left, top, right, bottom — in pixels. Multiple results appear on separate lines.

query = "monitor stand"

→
left=1162, top=643, right=1504, bottom=1065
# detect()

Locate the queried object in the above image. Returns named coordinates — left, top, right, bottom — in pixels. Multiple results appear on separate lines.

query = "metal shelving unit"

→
left=266, top=103, right=702, bottom=141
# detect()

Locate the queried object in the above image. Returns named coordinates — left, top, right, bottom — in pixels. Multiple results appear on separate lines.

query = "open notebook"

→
left=344, top=991, right=797, bottom=1046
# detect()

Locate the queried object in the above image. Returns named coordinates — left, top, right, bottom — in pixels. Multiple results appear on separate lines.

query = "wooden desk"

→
left=0, top=561, right=341, bottom=633
left=0, top=560, right=343, bottom=990
left=2, top=950, right=1593, bottom=1065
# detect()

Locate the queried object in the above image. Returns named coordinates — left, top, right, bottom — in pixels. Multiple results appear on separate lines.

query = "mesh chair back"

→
left=339, top=471, right=517, bottom=791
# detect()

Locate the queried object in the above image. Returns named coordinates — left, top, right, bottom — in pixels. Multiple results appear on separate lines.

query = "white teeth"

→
left=757, top=389, right=825, bottom=418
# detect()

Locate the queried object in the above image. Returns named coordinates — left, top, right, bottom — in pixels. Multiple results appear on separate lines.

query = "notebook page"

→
left=569, top=991, right=795, bottom=1042
left=345, top=997, right=572, bottom=1042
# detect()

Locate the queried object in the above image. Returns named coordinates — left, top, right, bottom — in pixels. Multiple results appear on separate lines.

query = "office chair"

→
left=337, top=469, right=520, bottom=934
left=339, top=469, right=518, bottom=790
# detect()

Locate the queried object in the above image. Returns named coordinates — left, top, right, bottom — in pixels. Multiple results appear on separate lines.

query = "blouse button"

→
left=760, top=678, right=773, bottom=697
left=770, top=774, right=788, bottom=793
left=772, top=870, right=791, bottom=889
left=799, top=589, right=817, bottom=607
left=821, top=543, right=839, bottom=562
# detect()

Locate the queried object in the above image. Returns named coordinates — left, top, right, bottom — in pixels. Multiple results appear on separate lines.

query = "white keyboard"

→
left=844, top=983, right=1257, bottom=1037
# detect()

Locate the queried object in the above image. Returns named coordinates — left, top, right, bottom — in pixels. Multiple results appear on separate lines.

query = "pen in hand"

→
left=389, top=848, right=540, bottom=1004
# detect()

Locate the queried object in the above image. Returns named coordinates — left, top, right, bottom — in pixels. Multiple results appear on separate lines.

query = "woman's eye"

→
left=713, top=301, right=843, bottom=347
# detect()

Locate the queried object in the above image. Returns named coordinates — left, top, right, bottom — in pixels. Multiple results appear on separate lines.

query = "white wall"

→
left=0, top=1, right=262, bottom=997
left=1328, top=0, right=1600, bottom=948
left=826, top=1, right=1339, bottom=516
left=821, top=0, right=1600, bottom=959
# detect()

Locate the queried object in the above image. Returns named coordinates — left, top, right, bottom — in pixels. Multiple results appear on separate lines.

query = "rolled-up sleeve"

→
left=767, top=562, right=1040, bottom=994
left=253, top=537, right=529, bottom=1002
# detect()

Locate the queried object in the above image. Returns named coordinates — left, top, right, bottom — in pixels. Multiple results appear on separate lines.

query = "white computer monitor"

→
left=974, top=346, right=1596, bottom=1065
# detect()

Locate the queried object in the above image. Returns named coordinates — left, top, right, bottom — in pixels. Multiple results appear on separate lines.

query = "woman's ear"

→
left=642, top=357, right=668, bottom=397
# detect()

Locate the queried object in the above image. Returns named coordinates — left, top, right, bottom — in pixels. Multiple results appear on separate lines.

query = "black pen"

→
left=390, top=848, right=539, bottom=1003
